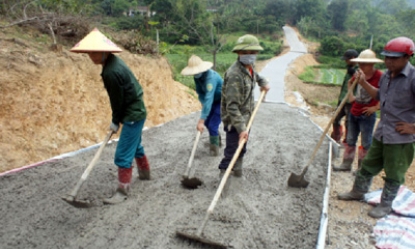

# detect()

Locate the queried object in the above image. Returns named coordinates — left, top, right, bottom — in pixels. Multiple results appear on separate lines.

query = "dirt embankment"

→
left=0, top=29, right=201, bottom=173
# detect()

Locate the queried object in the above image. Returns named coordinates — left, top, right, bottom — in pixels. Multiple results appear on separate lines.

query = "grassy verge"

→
left=165, top=53, right=275, bottom=90
left=299, top=66, right=345, bottom=86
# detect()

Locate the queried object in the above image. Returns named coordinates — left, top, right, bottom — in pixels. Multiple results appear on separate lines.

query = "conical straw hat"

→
left=351, top=49, right=384, bottom=63
left=180, top=55, right=213, bottom=76
left=70, top=28, right=122, bottom=53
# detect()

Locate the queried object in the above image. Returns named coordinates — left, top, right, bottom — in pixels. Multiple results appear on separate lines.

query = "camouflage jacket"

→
left=221, top=61, right=268, bottom=133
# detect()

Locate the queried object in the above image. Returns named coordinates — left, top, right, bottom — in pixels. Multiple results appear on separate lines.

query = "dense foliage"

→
left=1, top=0, right=414, bottom=58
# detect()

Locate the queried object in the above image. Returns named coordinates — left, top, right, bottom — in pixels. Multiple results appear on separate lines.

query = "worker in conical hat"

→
left=71, top=28, right=151, bottom=205
left=181, top=55, right=224, bottom=156
left=333, top=49, right=383, bottom=173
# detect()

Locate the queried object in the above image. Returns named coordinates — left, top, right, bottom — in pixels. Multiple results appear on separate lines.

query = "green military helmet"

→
left=232, top=34, right=264, bottom=52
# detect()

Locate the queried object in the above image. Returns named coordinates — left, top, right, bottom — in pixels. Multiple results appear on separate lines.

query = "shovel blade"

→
left=61, top=194, right=92, bottom=208
left=181, top=176, right=203, bottom=189
left=287, top=173, right=309, bottom=188
left=176, top=230, right=227, bottom=249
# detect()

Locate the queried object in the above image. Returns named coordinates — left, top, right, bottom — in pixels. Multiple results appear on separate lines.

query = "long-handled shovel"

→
left=62, top=130, right=114, bottom=207
left=176, top=91, right=266, bottom=248
left=288, top=77, right=359, bottom=188
left=181, top=131, right=203, bottom=189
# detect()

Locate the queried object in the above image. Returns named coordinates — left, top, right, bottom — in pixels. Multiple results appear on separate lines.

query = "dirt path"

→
left=0, top=103, right=331, bottom=249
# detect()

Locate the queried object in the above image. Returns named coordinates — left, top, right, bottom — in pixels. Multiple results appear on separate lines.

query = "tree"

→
left=375, top=0, right=409, bottom=15
left=344, top=9, right=369, bottom=34
left=319, top=36, right=345, bottom=57
left=327, top=0, right=348, bottom=31
left=294, top=0, right=326, bottom=24
left=261, top=0, right=291, bottom=27
left=101, top=0, right=131, bottom=16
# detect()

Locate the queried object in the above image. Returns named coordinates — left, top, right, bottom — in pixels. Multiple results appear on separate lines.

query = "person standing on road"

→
left=330, top=49, right=359, bottom=144
left=181, top=55, right=223, bottom=156
left=70, top=28, right=151, bottom=205
left=218, top=34, right=270, bottom=178
left=338, top=37, right=415, bottom=218
left=334, top=49, right=383, bottom=172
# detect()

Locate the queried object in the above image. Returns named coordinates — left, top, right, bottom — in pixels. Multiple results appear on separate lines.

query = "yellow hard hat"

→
left=70, top=28, right=122, bottom=53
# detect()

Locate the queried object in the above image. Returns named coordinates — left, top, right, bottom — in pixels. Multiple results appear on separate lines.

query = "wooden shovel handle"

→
left=68, top=130, right=114, bottom=197
left=208, top=91, right=266, bottom=213
left=184, top=131, right=201, bottom=177
left=301, top=76, right=359, bottom=176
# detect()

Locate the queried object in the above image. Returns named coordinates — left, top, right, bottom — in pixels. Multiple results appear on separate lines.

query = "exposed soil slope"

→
left=0, top=27, right=200, bottom=172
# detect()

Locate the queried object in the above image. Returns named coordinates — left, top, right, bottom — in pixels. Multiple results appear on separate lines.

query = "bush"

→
left=257, top=54, right=275, bottom=60
left=316, top=55, right=345, bottom=68
left=260, top=39, right=283, bottom=55
left=319, top=36, right=345, bottom=57
left=220, top=42, right=235, bottom=53
left=115, top=31, right=158, bottom=55
left=111, top=16, right=145, bottom=31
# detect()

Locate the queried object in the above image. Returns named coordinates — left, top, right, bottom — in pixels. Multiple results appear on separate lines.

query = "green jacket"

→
left=101, top=54, right=147, bottom=124
left=221, top=61, right=268, bottom=133
left=338, top=65, right=359, bottom=102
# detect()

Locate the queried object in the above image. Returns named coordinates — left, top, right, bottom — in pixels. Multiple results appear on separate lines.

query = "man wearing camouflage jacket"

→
left=218, top=34, right=270, bottom=177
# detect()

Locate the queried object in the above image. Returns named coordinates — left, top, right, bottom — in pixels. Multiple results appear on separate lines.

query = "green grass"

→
left=165, top=52, right=272, bottom=90
left=298, top=66, right=316, bottom=82
left=318, top=68, right=345, bottom=85
left=163, top=32, right=282, bottom=90
left=299, top=66, right=345, bottom=86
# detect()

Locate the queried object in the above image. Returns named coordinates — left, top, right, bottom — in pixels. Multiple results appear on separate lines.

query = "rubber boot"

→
left=353, top=146, right=368, bottom=175
left=233, top=158, right=243, bottom=177
left=342, top=128, right=348, bottom=147
left=209, top=136, right=220, bottom=157
left=368, top=181, right=400, bottom=218
left=333, top=145, right=355, bottom=171
left=330, top=124, right=343, bottom=143
left=338, top=172, right=372, bottom=201
left=136, top=155, right=151, bottom=180
left=103, top=167, right=132, bottom=205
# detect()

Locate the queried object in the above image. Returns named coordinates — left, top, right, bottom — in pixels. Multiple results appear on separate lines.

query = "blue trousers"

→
left=115, top=119, right=146, bottom=168
left=218, top=126, right=247, bottom=170
left=204, top=101, right=221, bottom=136
left=346, top=113, right=376, bottom=150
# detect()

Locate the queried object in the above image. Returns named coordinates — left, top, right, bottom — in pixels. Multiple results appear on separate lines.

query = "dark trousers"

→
left=218, top=126, right=247, bottom=170
left=333, top=102, right=352, bottom=127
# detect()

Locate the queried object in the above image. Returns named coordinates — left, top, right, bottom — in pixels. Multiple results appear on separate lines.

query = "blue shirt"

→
left=194, top=69, right=223, bottom=119
left=374, top=62, right=415, bottom=144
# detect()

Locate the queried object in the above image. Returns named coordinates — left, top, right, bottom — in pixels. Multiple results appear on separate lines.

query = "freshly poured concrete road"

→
left=255, top=26, right=308, bottom=103
left=0, top=27, right=330, bottom=249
